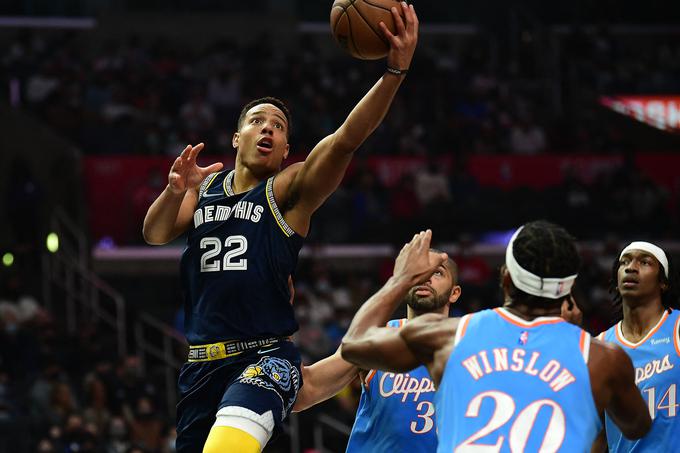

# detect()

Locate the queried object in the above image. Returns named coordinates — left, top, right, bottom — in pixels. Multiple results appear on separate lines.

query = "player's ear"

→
left=449, top=285, right=462, bottom=304
left=560, top=295, right=583, bottom=326
left=500, top=265, right=512, bottom=293
left=283, top=143, right=290, bottom=160
left=232, top=132, right=240, bottom=149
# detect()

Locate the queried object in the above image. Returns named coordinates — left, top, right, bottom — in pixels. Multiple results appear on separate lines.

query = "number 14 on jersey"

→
left=643, top=383, right=678, bottom=419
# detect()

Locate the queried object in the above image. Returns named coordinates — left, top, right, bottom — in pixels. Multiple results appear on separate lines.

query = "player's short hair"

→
left=507, top=221, right=580, bottom=306
left=609, top=249, right=680, bottom=313
left=430, top=248, right=459, bottom=286
left=237, top=96, right=292, bottom=139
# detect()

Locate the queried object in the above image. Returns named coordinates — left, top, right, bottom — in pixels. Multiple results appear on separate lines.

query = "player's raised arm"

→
left=341, top=230, right=447, bottom=371
left=292, top=348, right=358, bottom=412
left=143, top=143, right=223, bottom=245
left=279, top=3, right=418, bottom=234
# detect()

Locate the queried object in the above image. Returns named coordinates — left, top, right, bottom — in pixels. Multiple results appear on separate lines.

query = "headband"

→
left=619, top=241, right=669, bottom=278
left=505, top=226, right=578, bottom=299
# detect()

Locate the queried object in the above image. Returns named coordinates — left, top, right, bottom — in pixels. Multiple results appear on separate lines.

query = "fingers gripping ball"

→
left=330, top=0, right=406, bottom=60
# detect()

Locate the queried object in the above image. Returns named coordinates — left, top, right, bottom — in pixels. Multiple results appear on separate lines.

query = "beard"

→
left=405, top=285, right=451, bottom=313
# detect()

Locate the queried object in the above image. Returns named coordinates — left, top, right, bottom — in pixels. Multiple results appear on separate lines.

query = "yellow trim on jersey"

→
left=198, top=171, right=221, bottom=199
left=265, top=177, right=295, bottom=237
left=204, top=172, right=220, bottom=193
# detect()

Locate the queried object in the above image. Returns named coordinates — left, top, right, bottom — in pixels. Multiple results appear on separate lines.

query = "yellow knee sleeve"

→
left=203, top=426, right=261, bottom=453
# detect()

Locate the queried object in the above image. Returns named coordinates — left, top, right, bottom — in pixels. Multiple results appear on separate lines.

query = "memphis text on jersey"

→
left=461, top=348, right=576, bottom=392
left=194, top=201, right=264, bottom=227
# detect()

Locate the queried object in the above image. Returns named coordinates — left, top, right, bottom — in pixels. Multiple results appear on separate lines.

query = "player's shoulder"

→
left=594, top=322, right=618, bottom=342
left=590, top=336, right=632, bottom=374
left=198, top=169, right=228, bottom=197
left=273, top=163, right=304, bottom=199
left=278, top=162, right=304, bottom=182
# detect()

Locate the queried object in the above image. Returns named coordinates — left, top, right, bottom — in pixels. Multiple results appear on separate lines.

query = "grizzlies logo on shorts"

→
left=238, top=356, right=301, bottom=418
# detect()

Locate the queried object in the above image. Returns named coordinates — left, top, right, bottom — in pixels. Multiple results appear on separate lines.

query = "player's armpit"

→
left=602, top=342, right=652, bottom=439
left=341, top=326, right=420, bottom=373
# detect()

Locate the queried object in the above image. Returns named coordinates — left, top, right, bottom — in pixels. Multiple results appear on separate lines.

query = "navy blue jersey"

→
left=180, top=170, right=304, bottom=344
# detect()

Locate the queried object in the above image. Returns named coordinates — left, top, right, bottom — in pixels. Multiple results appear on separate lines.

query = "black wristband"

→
left=386, top=66, right=409, bottom=76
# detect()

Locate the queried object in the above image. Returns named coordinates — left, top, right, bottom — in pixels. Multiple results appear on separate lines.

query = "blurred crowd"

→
left=309, top=159, right=676, bottom=244
left=2, top=27, right=679, bottom=161
left=1, top=12, right=680, bottom=453
left=2, top=27, right=679, bottom=249
left=0, top=285, right=175, bottom=453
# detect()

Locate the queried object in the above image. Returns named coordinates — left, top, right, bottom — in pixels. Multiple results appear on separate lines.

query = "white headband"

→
left=505, top=226, right=578, bottom=299
left=619, top=241, right=669, bottom=278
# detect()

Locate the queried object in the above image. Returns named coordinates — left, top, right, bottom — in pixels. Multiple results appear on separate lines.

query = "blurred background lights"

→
left=2, top=252, right=13, bottom=267
left=46, top=232, right=59, bottom=253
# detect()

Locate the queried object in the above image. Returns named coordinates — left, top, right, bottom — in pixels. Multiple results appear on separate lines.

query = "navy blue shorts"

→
left=175, top=339, right=302, bottom=453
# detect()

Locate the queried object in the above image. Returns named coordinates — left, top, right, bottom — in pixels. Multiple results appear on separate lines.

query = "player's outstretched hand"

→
left=393, top=230, right=447, bottom=287
left=380, top=2, right=418, bottom=71
left=168, top=143, right=223, bottom=194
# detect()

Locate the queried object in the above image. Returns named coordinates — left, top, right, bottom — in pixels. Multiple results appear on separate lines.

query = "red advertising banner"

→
left=467, top=154, right=624, bottom=189
left=84, top=153, right=680, bottom=244
left=600, top=95, right=680, bottom=132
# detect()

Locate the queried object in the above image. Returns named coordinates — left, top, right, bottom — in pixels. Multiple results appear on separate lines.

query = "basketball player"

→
left=294, top=252, right=461, bottom=452
left=594, top=241, right=680, bottom=452
left=142, top=4, right=419, bottom=452
left=341, top=225, right=651, bottom=451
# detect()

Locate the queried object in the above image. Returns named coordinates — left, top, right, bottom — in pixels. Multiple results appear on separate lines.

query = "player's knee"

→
left=203, top=406, right=275, bottom=453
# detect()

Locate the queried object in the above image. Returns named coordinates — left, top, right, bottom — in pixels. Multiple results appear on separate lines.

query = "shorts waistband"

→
left=187, top=336, right=290, bottom=362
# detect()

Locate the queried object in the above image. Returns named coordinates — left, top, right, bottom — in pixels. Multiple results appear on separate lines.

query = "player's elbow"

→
left=339, top=339, right=357, bottom=363
left=142, top=220, right=174, bottom=245
left=340, top=337, right=366, bottom=367
left=142, top=227, right=166, bottom=245
left=330, top=128, right=362, bottom=155
left=623, top=412, right=652, bottom=440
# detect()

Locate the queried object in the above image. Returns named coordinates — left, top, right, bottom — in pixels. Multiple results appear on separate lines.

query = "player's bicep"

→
left=287, top=134, right=353, bottom=214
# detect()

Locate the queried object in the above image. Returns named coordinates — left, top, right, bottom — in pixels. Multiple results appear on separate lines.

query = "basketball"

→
left=330, top=0, right=405, bottom=60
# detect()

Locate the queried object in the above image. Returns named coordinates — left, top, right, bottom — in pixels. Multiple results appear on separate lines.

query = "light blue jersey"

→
left=600, top=308, right=680, bottom=452
left=346, top=319, right=438, bottom=453
left=436, top=308, right=600, bottom=453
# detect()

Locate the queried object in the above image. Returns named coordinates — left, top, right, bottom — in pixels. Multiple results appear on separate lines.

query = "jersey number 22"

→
left=200, top=236, right=248, bottom=272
